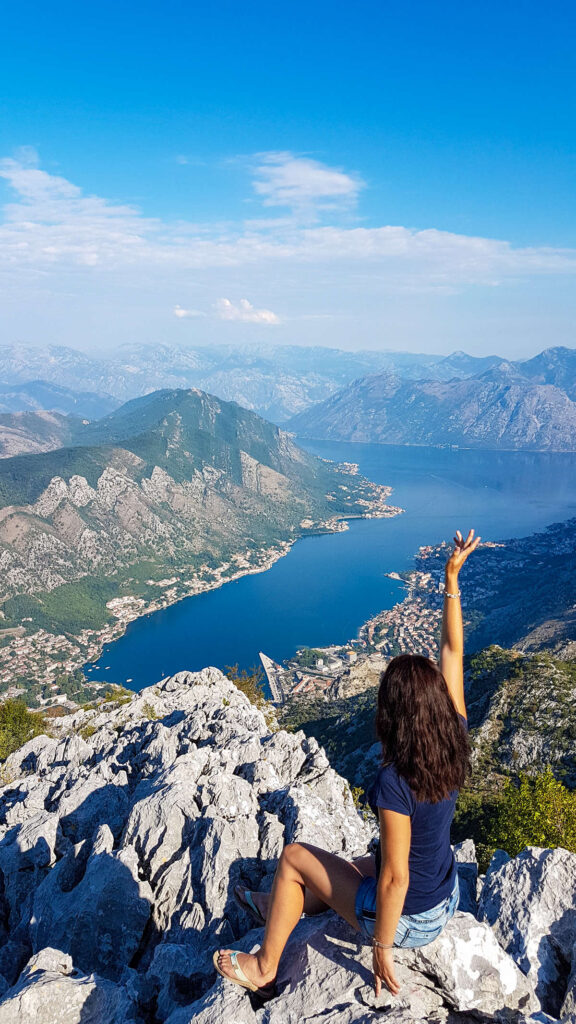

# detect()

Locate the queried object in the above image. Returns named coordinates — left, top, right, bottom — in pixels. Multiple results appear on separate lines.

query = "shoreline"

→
left=85, top=501, right=403, bottom=678
left=297, top=436, right=576, bottom=455
left=0, top=485, right=403, bottom=707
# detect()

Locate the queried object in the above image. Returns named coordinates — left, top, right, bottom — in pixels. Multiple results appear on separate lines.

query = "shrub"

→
left=225, top=664, right=276, bottom=729
left=454, top=769, right=576, bottom=871
left=0, top=699, right=47, bottom=761
left=486, top=769, right=576, bottom=857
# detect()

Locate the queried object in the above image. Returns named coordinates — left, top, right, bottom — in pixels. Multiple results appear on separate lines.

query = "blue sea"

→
left=84, top=443, right=576, bottom=691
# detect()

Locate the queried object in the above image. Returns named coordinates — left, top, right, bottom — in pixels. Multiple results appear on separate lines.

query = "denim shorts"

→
left=355, top=874, right=459, bottom=948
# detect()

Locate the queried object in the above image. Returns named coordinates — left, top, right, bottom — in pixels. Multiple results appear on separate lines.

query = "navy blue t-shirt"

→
left=368, top=714, right=467, bottom=915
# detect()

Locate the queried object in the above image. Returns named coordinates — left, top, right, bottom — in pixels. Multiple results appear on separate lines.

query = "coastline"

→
left=0, top=484, right=403, bottom=708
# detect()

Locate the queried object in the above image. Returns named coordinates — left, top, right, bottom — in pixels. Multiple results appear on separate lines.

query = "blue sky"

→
left=1, top=0, right=575, bottom=356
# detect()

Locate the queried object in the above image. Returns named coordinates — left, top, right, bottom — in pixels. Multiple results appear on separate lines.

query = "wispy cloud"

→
left=1, top=154, right=574, bottom=284
left=251, top=151, right=364, bottom=214
left=173, top=304, right=205, bottom=319
left=1, top=153, right=576, bottom=352
left=214, top=298, right=280, bottom=324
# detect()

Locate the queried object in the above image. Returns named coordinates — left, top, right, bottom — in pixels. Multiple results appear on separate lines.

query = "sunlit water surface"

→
left=85, top=443, right=576, bottom=691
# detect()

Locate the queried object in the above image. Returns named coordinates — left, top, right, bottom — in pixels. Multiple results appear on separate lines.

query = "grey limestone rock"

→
left=0, top=809, right=59, bottom=932
left=453, top=839, right=478, bottom=916
left=561, top=940, right=576, bottom=1021
left=478, top=846, right=576, bottom=1016
left=31, top=827, right=153, bottom=981
left=0, top=666, right=565, bottom=1023
left=172, top=910, right=540, bottom=1024
left=411, top=911, right=540, bottom=1016
left=0, top=947, right=136, bottom=1024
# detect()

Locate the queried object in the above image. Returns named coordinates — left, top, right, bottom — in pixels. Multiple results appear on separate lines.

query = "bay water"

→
left=84, top=443, right=576, bottom=691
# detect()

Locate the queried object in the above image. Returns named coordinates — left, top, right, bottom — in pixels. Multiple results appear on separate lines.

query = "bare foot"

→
left=216, top=949, right=276, bottom=989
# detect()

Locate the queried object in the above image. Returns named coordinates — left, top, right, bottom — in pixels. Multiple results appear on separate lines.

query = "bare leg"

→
left=218, top=844, right=371, bottom=988
left=241, top=853, right=376, bottom=919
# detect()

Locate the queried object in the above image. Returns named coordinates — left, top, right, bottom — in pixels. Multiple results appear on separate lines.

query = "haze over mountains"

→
left=1, top=342, right=575, bottom=454
left=288, top=347, right=576, bottom=450
left=0, top=342, right=505, bottom=425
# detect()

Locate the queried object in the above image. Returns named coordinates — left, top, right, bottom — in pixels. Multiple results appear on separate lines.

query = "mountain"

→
left=428, top=350, right=505, bottom=379
left=516, top=345, right=576, bottom=399
left=0, top=388, right=392, bottom=634
left=287, top=363, right=576, bottom=450
left=0, top=411, right=80, bottom=458
left=0, top=343, right=509, bottom=424
left=0, top=666, right=569, bottom=1022
left=0, top=380, right=119, bottom=418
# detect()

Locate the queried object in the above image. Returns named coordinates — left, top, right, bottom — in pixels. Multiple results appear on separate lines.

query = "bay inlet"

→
left=84, top=442, right=576, bottom=692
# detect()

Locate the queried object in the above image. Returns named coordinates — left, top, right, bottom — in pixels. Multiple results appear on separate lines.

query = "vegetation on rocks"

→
left=225, top=663, right=277, bottom=728
left=0, top=699, right=47, bottom=761
left=455, top=770, right=576, bottom=871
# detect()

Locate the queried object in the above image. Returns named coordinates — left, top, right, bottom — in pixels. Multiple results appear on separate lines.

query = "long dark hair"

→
left=376, top=654, right=469, bottom=803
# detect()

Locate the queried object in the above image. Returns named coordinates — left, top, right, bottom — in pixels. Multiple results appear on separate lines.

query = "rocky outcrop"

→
left=0, top=667, right=572, bottom=1022
left=479, top=846, right=576, bottom=1017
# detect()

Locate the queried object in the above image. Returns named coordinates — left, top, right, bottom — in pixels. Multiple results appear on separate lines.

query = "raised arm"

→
left=439, top=528, right=480, bottom=719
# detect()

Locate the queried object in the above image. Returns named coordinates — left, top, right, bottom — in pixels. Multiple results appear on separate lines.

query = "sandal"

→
left=212, top=949, right=276, bottom=998
left=234, top=885, right=266, bottom=927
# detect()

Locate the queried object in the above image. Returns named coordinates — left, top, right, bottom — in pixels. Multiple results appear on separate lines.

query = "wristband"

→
left=372, top=939, right=394, bottom=949
left=444, top=590, right=461, bottom=599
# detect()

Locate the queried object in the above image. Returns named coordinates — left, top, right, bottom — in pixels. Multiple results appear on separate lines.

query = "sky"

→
left=1, top=0, right=575, bottom=357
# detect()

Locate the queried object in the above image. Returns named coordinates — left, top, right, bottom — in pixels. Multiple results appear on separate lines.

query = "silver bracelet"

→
left=372, top=939, right=394, bottom=949
left=444, top=589, right=461, bottom=599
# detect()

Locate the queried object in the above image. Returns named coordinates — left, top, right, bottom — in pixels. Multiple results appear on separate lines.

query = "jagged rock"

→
left=561, top=941, right=576, bottom=1020
left=0, top=947, right=136, bottom=1024
left=31, top=826, right=153, bottom=982
left=167, top=911, right=540, bottom=1023
left=479, top=846, right=576, bottom=1016
left=0, top=810, right=59, bottom=932
left=0, top=667, right=569, bottom=1023
left=411, top=912, right=540, bottom=1015
left=453, top=840, right=478, bottom=916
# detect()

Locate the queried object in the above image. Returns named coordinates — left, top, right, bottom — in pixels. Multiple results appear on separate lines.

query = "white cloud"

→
left=1, top=154, right=576, bottom=352
left=214, top=298, right=280, bottom=324
left=1, top=155, right=575, bottom=286
left=251, top=151, right=364, bottom=213
left=173, top=304, right=205, bottom=319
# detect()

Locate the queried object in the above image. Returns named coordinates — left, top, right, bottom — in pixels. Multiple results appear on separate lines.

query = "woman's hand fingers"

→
left=447, top=529, right=481, bottom=573
left=373, top=949, right=401, bottom=997
left=374, top=968, right=400, bottom=996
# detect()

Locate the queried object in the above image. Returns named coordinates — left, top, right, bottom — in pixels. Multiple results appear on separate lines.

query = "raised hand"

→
left=445, top=528, right=481, bottom=577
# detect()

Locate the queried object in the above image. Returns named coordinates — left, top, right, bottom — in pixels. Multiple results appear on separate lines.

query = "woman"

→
left=214, top=528, right=479, bottom=998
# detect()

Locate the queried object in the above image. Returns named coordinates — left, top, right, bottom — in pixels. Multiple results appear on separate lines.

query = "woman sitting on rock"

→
left=214, top=528, right=479, bottom=998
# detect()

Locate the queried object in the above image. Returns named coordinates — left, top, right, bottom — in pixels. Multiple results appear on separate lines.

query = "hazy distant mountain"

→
left=0, top=343, right=505, bottom=423
left=0, top=380, right=119, bottom=418
left=288, top=359, right=576, bottom=450
left=516, top=346, right=576, bottom=399
left=430, top=350, right=505, bottom=379
left=0, top=411, right=79, bottom=458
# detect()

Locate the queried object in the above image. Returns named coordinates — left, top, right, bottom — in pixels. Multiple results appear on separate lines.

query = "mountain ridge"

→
left=0, top=387, right=397, bottom=707
left=287, top=351, right=576, bottom=450
left=0, top=342, right=526, bottom=423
